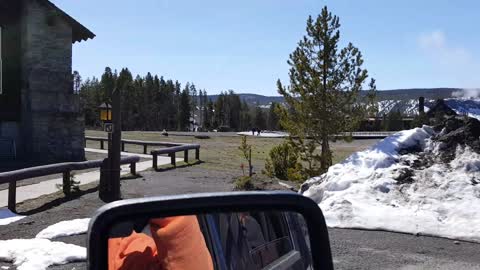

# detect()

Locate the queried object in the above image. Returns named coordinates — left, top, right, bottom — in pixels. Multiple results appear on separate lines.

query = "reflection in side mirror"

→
left=108, top=212, right=312, bottom=270
left=88, top=192, right=333, bottom=270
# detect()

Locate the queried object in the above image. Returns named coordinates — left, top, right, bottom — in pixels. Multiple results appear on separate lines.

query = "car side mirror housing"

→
left=87, top=191, right=333, bottom=270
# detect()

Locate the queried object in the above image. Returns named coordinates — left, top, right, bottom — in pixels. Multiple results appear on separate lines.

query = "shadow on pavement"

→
left=16, top=186, right=99, bottom=216
left=154, top=160, right=203, bottom=172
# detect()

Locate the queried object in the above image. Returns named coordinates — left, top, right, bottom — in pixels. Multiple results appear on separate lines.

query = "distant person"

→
left=251, top=128, right=256, bottom=136
left=257, top=129, right=261, bottom=136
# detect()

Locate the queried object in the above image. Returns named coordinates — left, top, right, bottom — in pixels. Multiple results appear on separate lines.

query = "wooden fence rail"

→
left=85, top=136, right=183, bottom=154
left=0, top=156, right=140, bottom=212
left=151, top=144, right=200, bottom=169
left=85, top=136, right=201, bottom=169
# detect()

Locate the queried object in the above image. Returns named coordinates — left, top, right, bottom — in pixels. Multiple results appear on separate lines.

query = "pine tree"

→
left=190, top=83, right=198, bottom=130
left=206, top=100, right=214, bottom=130
left=240, top=101, right=252, bottom=131
left=277, top=6, right=376, bottom=176
left=267, top=102, right=280, bottom=130
left=117, top=68, right=134, bottom=130
left=253, top=107, right=266, bottom=130
left=178, top=86, right=191, bottom=131
left=100, top=67, right=115, bottom=100
left=73, top=71, right=82, bottom=94
left=214, top=92, right=226, bottom=128
left=385, top=110, right=403, bottom=131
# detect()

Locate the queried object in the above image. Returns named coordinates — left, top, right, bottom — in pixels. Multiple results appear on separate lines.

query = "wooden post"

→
left=143, top=145, right=148, bottom=154
left=100, top=140, right=104, bottom=149
left=63, top=171, right=71, bottom=196
left=195, top=148, right=200, bottom=160
left=184, top=150, right=189, bottom=163
left=130, top=162, right=136, bottom=175
left=153, top=154, right=158, bottom=170
left=110, top=87, right=122, bottom=201
left=8, top=181, right=16, bottom=212
left=122, top=142, right=125, bottom=152
left=248, top=148, right=253, bottom=177
left=170, top=152, right=176, bottom=167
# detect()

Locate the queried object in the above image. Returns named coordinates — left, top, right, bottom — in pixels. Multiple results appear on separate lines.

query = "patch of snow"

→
left=444, top=98, right=480, bottom=120
left=237, top=131, right=288, bottom=138
left=0, top=209, right=25, bottom=225
left=0, top=239, right=85, bottom=270
left=376, top=99, right=430, bottom=116
left=35, top=218, right=90, bottom=239
left=303, top=126, right=480, bottom=242
left=376, top=97, right=480, bottom=118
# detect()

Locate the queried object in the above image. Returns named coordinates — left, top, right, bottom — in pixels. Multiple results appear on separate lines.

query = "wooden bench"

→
left=151, top=144, right=200, bottom=169
left=0, top=156, right=140, bottom=212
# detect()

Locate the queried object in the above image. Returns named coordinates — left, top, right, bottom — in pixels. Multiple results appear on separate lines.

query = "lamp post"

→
left=98, top=102, right=112, bottom=151
left=98, top=90, right=121, bottom=201
left=98, top=102, right=112, bottom=122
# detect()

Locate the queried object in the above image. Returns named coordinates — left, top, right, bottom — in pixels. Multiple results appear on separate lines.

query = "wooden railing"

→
left=85, top=136, right=201, bottom=169
left=151, top=144, right=200, bottom=169
left=334, top=131, right=396, bottom=139
left=0, top=156, right=140, bottom=211
left=85, top=136, right=181, bottom=154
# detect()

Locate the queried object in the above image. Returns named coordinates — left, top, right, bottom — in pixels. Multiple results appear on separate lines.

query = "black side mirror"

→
left=87, top=191, right=333, bottom=270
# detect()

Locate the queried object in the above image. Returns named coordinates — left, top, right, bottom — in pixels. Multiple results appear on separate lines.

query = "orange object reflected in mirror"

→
left=107, top=212, right=312, bottom=270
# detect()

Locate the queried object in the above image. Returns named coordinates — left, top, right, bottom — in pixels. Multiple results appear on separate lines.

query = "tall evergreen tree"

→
left=277, top=6, right=376, bottom=176
left=190, top=83, right=198, bottom=123
left=178, top=86, right=191, bottom=131
left=100, top=67, right=115, bottom=100
left=118, top=68, right=134, bottom=130
left=253, top=107, right=266, bottom=130
left=205, top=100, right=214, bottom=130
left=79, top=77, right=101, bottom=127
left=240, top=101, right=252, bottom=131
left=73, top=71, right=82, bottom=94
left=267, top=102, right=280, bottom=130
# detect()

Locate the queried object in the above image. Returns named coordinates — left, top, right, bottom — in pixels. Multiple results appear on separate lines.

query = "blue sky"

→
left=53, top=0, right=480, bottom=96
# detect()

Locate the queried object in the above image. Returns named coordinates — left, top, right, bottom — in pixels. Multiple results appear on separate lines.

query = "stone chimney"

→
left=419, top=97, right=425, bottom=114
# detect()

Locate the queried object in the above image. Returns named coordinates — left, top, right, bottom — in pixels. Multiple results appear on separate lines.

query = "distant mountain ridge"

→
left=208, top=88, right=464, bottom=106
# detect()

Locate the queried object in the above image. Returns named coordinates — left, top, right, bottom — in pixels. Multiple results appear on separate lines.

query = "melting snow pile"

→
left=302, top=118, right=480, bottom=242
left=0, top=209, right=25, bottom=225
left=35, top=218, right=90, bottom=239
left=237, top=131, right=288, bottom=137
left=0, top=218, right=90, bottom=270
left=0, top=239, right=85, bottom=270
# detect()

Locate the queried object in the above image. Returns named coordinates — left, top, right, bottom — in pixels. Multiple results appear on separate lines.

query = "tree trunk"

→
left=321, top=135, right=331, bottom=172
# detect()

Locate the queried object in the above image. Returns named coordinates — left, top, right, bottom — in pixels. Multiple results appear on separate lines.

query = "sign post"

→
left=98, top=88, right=122, bottom=202
left=109, top=87, right=121, bottom=201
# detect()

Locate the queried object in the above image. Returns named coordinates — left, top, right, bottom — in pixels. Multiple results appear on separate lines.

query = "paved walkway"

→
left=0, top=149, right=176, bottom=208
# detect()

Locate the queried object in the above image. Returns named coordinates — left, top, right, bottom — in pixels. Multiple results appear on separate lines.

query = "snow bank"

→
left=303, top=126, right=480, bottom=242
left=35, top=218, right=90, bottom=239
left=237, top=131, right=288, bottom=138
left=0, top=209, right=25, bottom=225
left=0, top=239, right=85, bottom=270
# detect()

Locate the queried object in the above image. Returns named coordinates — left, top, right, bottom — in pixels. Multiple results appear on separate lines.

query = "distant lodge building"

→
left=359, top=97, right=460, bottom=131
left=0, top=0, right=95, bottom=163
